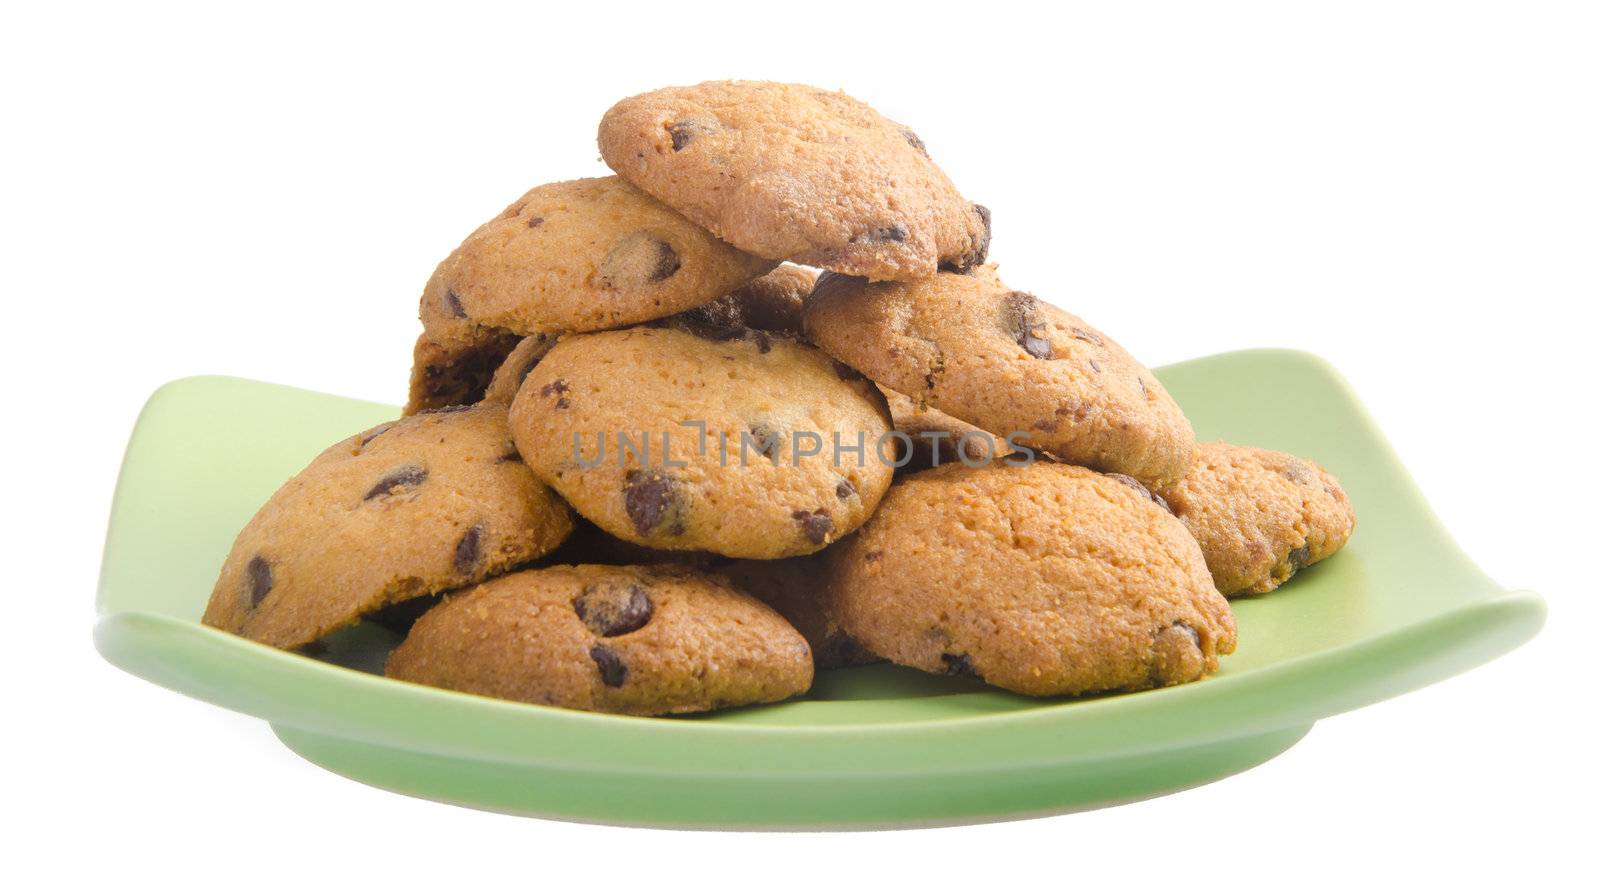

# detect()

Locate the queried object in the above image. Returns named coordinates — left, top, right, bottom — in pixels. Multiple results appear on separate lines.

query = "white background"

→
left=4, top=1, right=1595, bottom=884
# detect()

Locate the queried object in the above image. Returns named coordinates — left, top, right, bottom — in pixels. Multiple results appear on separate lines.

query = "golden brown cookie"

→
left=202, top=404, right=575, bottom=649
left=599, top=81, right=990, bottom=281
left=509, top=324, right=895, bottom=559
left=418, top=176, right=775, bottom=351
left=1157, top=441, right=1356, bottom=596
left=804, top=265, right=1196, bottom=489
left=403, top=330, right=522, bottom=415
left=385, top=564, right=813, bottom=715
left=715, top=555, right=879, bottom=669
left=828, top=461, right=1236, bottom=696
left=679, top=263, right=815, bottom=335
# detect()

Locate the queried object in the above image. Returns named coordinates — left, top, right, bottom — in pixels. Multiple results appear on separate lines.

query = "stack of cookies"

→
left=203, top=81, right=1356, bottom=716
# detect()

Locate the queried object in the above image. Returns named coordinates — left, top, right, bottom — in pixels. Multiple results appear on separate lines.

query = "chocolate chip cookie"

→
left=385, top=563, right=813, bottom=715
left=804, top=265, right=1196, bottom=489
left=202, top=404, right=575, bottom=649
left=418, top=176, right=775, bottom=351
left=508, top=324, right=894, bottom=559
left=828, top=461, right=1236, bottom=696
left=1157, top=441, right=1356, bottom=596
left=598, top=81, right=990, bottom=281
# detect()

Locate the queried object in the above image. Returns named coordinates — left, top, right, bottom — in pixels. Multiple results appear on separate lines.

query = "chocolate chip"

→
left=666, top=118, right=718, bottom=151
left=871, top=223, right=908, bottom=243
left=496, top=448, right=522, bottom=464
left=527, top=216, right=544, bottom=228
left=864, top=549, right=883, bottom=562
left=1000, top=291, right=1052, bottom=359
left=246, top=555, right=273, bottom=608
left=940, top=203, right=992, bottom=272
left=836, top=478, right=856, bottom=500
left=574, top=584, right=654, bottom=636
left=1021, top=334, right=1051, bottom=359
left=792, top=509, right=833, bottom=545
left=1149, top=621, right=1203, bottom=687
left=903, top=129, right=929, bottom=156
left=750, top=330, right=772, bottom=353
left=745, top=422, right=781, bottom=460
left=364, top=464, right=427, bottom=500
left=357, top=423, right=394, bottom=451
left=540, top=378, right=570, bottom=409
left=590, top=645, right=628, bottom=687
left=601, top=233, right=680, bottom=288
left=1070, top=326, right=1105, bottom=346
left=650, top=240, right=680, bottom=281
left=1106, top=472, right=1171, bottom=512
left=1288, top=545, right=1313, bottom=570
left=444, top=288, right=467, bottom=319
left=1169, top=621, right=1200, bottom=646
left=668, top=123, right=694, bottom=151
left=454, top=524, right=483, bottom=574
left=624, top=470, right=686, bottom=537
left=975, top=203, right=992, bottom=241
left=941, top=652, right=981, bottom=679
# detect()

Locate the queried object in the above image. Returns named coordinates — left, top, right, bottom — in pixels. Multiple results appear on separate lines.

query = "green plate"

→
left=94, top=350, right=1544, bottom=829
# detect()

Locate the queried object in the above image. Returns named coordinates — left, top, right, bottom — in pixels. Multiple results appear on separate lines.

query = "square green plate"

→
left=94, top=350, right=1544, bottom=829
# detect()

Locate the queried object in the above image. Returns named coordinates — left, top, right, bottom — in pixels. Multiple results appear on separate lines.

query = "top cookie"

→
left=419, top=176, right=775, bottom=348
left=598, top=81, right=990, bottom=281
left=804, top=265, right=1197, bottom=489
